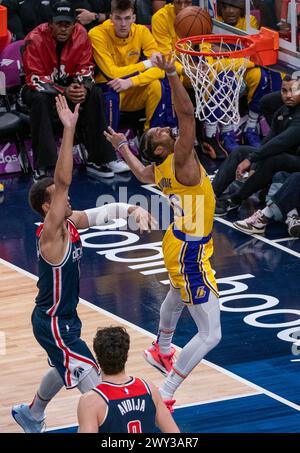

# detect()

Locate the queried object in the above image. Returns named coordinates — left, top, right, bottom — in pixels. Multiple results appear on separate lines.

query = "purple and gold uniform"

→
left=155, top=154, right=218, bottom=305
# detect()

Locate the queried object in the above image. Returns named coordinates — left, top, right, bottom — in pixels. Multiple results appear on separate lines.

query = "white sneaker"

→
left=12, top=404, right=46, bottom=433
left=233, top=210, right=268, bottom=234
left=108, top=159, right=130, bottom=174
left=286, top=215, right=300, bottom=237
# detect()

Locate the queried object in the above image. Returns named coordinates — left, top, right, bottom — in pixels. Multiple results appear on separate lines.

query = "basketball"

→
left=174, top=7, right=213, bottom=39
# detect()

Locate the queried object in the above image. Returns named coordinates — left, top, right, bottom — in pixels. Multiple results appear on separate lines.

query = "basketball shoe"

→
left=233, top=210, right=268, bottom=234
left=221, top=131, right=240, bottom=153
left=12, top=404, right=46, bottom=433
left=286, top=215, right=300, bottom=237
left=243, top=127, right=261, bottom=148
left=143, top=342, right=176, bottom=376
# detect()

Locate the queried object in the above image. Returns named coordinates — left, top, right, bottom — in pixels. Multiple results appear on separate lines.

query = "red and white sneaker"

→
left=163, top=399, right=176, bottom=414
left=143, top=342, right=176, bottom=376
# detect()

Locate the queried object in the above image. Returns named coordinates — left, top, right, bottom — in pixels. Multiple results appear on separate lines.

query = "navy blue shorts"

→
left=32, top=307, right=98, bottom=388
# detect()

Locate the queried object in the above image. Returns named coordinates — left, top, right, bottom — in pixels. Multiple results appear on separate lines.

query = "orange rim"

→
left=175, top=34, right=256, bottom=58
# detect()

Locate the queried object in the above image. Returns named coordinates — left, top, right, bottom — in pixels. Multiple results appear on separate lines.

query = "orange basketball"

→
left=174, top=7, right=213, bottom=39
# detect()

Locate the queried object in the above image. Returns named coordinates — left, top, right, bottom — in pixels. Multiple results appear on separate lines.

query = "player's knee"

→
left=212, top=326, right=222, bottom=348
left=201, top=325, right=222, bottom=350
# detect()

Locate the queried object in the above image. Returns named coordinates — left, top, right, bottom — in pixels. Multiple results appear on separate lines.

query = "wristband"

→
left=117, top=140, right=129, bottom=151
left=167, top=71, right=177, bottom=77
left=143, top=60, right=153, bottom=70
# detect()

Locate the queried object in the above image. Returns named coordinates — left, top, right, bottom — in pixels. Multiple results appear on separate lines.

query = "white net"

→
left=177, top=37, right=250, bottom=125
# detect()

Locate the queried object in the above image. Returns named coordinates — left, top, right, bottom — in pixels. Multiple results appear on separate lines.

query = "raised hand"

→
left=55, top=94, right=80, bottom=129
left=129, top=206, right=158, bottom=233
left=104, top=126, right=128, bottom=149
left=152, top=52, right=177, bottom=74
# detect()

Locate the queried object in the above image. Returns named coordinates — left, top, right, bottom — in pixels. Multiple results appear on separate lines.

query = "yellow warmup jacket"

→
left=151, top=4, right=184, bottom=76
left=88, top=20, right=164, bottom=85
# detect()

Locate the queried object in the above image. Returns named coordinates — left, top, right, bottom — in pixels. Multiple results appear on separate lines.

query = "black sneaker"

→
left=215, top=198, right=240, bottom=217
left=33, top=168, right=47, bottom=183
left=86, top=162, right=114, bottom=178
left=202, top=136, right=228, bottom=160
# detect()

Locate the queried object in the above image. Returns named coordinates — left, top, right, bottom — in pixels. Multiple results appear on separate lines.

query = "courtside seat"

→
left=0, top=110, right=29, bottom=172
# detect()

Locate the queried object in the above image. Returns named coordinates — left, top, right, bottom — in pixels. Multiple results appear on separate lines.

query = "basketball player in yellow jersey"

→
left=104, top=54, right=221, bottom=412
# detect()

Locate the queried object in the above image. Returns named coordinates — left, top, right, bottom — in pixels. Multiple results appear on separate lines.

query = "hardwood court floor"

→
left=0, top=262, right=258, bottom=433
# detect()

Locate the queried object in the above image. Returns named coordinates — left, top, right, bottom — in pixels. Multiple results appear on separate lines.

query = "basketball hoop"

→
left=175, top=28, right=279, bottom=125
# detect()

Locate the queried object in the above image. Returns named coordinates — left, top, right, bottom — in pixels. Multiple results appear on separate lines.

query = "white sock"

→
left=157, top=329, right=175, bottom=355
left=246, top=111, right=259, bottom=130
left=205, top=123, right=218, bottom=138
left=29, top=368, right=64, bottom=420
left=159, top=370, right=185, bottom=400
left=287, top=208, right=298, bottom=219
left=160, top=293, right=221, bottom=399
left=261, top=206, right=273, bottom=219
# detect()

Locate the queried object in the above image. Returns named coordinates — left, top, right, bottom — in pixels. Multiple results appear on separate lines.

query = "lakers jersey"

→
left=155, top=153, right=218, bottom=304
left=93, top=377, right=156, bottom=433
left=35, top=219, right=83, bottom=317
left=154, top=153, right=215, bottom=238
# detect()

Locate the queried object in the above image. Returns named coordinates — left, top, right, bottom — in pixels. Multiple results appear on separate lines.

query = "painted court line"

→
left=46, top=422, right=77, bottom=432
left=174, top=391, right=262, bottom=410
left=1, top=257, right=300, bottom=413
left=215, top=217, right=300, bottom=259
left=46, top=393, right=263, bottom=432
left=273, top=237, right=298, bottom=243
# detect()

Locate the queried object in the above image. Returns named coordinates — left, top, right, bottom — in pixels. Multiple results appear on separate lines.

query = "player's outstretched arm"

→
left=71, top=203, right=158, bottom=233
left=154, top=53, right=195, bottom=159
left=42, top=97, right=80, bottom=249
left=104, top=127, right=155, bottom=184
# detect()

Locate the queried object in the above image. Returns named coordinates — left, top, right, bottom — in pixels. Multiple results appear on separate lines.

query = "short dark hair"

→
left=28, top=177, right=54, bottom=218
left=111, top=0, right=135, bottom=13
left=93, top=326, right=130, bottom=375
left=139, top=130, right=163, bottom=164
left=282, top=74, right=293, bottom=83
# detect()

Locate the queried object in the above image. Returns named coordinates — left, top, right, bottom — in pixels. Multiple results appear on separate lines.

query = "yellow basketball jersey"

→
left=154, top=154, right=215, bottom=238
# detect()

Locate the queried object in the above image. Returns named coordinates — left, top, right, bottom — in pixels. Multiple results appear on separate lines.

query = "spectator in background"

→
left=208, top=0, right=283, bottom=156
left=213, top=76, right=300, bottom=216
left=151, top=0, right=192, bottom=82
left=21, top=1, right=129, bottom=181
left=135, top=0, right=166, bottom=25
left=89, top=0, right=167, bottom=133
left=233, top=172, right=300, bottom=237
left=3, top=0, right=112, bottom=39
left=216, top=0, right=259, bottom=29
left=75, top=0, right=112, bottom=30
left=2, top=0, right=28, bottom=40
